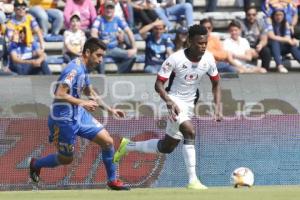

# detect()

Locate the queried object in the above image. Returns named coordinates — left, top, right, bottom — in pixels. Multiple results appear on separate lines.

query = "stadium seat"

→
left=44, top=34, right=64, bottom=42
left=104, top=54, right=145, bottom=64
left=47, top=55, right=64, bottom=64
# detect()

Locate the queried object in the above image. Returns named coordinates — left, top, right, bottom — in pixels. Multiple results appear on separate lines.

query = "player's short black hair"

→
left=83, top=38, right=106, bottom=54
left=188, top=24, right=208, bottom=39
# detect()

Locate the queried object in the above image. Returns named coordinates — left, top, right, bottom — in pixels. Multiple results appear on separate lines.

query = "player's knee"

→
left=101, top=136, right=114, bottom=150
left=157, top=140, right=177, bottom=154
left=162, top=147, right=175, bottom=154
left=181, top=128, right=196, bottom=140
left=57, top=143, right=75, bottom=164
left=57, top=154, right=74, bottom=165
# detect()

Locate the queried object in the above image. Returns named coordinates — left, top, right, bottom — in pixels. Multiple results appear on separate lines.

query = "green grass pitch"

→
left=1, top=186, right=300, bottom=200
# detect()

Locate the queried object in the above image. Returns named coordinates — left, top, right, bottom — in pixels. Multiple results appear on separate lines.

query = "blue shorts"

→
left=48, top=110, right=104, bottom=156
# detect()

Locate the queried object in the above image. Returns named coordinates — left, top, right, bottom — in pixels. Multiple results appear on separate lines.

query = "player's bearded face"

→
left=88, top=48, right=105, bottom=68
left=190, top=35, right=207, bottom=56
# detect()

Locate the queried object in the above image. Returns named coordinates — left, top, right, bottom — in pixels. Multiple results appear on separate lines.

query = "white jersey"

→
left=157, top=49, right=219, bottom=102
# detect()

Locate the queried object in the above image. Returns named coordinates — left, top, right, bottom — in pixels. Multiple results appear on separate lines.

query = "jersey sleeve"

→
left=117, top=17, right=128, bottom=30
left=157, top=55, right=176, bottom=82
left=32, top=41, right=40, bottom=51
left=60, top=67, right=78, bottom=88
left=206, top=54, right=220, bottom=81
left=91, top=17, right=101, bottom=32
left=30, top=15, right=39, bottom=30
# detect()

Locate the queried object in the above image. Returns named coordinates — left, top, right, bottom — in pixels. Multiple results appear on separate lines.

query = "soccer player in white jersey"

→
left=113, top=24, right=222, bottom=189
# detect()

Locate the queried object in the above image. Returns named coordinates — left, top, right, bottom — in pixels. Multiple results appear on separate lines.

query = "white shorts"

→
left=166, top=95, right=194, bottom=140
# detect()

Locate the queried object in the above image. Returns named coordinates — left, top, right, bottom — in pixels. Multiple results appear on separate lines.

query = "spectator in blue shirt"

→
left=140, top=19, right=174, bottom=73
left=262, top=0, right=298, bottom=34
left=8, top=27, right=51, bottom=75
left=266, top=8, right=300, bottom=73
left=91, top=0, right=137, bottom=74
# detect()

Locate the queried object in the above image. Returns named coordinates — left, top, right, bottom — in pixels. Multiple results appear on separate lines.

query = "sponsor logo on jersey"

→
left=185, top=73, right=199, bottom=81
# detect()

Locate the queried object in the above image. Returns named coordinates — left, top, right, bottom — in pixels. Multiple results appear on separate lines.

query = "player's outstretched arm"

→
left=211, top=78, right=222, bottom=121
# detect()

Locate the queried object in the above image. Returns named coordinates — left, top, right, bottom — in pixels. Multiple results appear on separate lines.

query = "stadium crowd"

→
left=0, top=0, right=300, bottom=75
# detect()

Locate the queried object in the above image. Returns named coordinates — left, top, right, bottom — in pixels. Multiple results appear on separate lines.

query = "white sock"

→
left=182, top=144, right=198, bottom=184
left=126, top=139, right=159, bottom=153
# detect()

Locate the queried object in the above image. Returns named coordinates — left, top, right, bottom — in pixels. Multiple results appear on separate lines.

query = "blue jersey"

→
left=52, top=58, right=90, bottom=121
left=91, top=16, right=128, bottom=49
left=145, top=33, right=174, bottom=66
left=9, top=41, right=39, bottom=60
left=262, top=3, right=298, bottom=25
left=48, top=58, right=103, bottom=156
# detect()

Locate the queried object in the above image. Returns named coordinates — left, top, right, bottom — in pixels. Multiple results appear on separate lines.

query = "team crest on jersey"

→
left=185, top=73, right=199, bottom=81
left=65, top=69, right=77, bottom=85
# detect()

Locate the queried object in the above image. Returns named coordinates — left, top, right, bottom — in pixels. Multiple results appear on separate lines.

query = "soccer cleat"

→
left=186, top=180, right=208, bottom=190
left=107, top=179, right=130, bottom=190
left=113, top=138, right=130, bottom=163
left=29, top=158, right=41, bottom=183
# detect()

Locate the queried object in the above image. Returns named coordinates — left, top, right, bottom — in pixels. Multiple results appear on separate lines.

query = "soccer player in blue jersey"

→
left=29, top=38, right=130, bottom=190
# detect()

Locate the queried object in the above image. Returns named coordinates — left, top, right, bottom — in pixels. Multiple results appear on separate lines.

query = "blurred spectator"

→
left=131, top=0, right=158, bottom=27
left=200, top=18, right=239, bottom=73
left=239, top=5, right=272, bottom=70
left=0, top=0, right=14, bottom=24
left=173, top=26, right=188, bottom=51
left=266, top=8, right=300, bottom=73
left=64, top=0, right=97, bottom=31
left=6, top=0, right=44, bottom=50
left=97, top=0, right=135, bottom=30
left=0, top=22, right=16, bottom=75
left=63, top=12, right=86, bottom=63
left=8, top=27, right=51, bottom=75
left=205, top=0, right=217, bottom=12
left=223, top=20, right=267, bottom=73
left=150, top=0, right=194, bottom=31
left=262, top=0, right=298, bottom=34
left=243, top=0, right=263, bottom=9
left=176, top=0, right=193, bottom=6
left=119, top=0, right=135, bottom=29
left=91, top=0, right=137, bottom=73
left=0, top=11, right=5, bottom=25
left=29, top=0, right=64, bottom=37
left=139, top=19, right=173, bottom=73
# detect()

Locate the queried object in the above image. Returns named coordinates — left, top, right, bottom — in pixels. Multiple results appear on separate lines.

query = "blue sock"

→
left=102, top=147, right=116, bottom=182
left=34, top=154, right=60, bottom=169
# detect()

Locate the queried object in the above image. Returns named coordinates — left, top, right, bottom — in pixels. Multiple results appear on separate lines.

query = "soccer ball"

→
left=230, top=167, right=254, bottom=188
